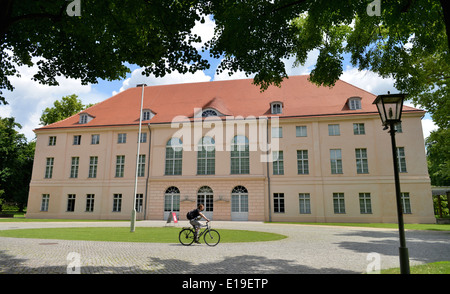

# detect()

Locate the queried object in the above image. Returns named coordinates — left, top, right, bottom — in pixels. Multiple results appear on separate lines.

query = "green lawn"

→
left=380, top=261, right=450, bottom=274
left=0, top=227, right=287, bottom=243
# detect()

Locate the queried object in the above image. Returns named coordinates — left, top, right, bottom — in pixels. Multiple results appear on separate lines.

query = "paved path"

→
left=0, top=221, right=449, bottom=274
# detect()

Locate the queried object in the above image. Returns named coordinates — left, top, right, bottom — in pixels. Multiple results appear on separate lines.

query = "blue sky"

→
left=0, top=16, right=436, bottom=142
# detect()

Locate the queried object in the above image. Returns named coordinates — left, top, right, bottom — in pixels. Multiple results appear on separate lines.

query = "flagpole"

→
left=131, top=84, right=146, bottom=232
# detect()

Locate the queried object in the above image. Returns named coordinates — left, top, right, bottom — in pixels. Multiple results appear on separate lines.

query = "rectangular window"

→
left=359, top=193, right=372, bottom=214
left=353, top=123, right=365, bottom=135
left=328, top=124, right=340, bottom=136
left=296, top=126, right=307, bottom=137
left=230, top=137, right=249, bottom=174
left=91, top=134, right=100, bottom=145
left=70, top=157, right=79, bottom=178
left=40, top=194, right=50, bottom=211
left=333, top=193, right=345, bottom=214
left=394, top=122, right=403, bottom=133
left=67, top=194, right=76, bottom=212
left=86, top=194, right=95, bottom=212
left=45, top=157, right=54, bottom=179
left=113, top=194, right=122, bottom=212
left=297, top=150, right=309, bottom=174
left=272, top=127, right=283, bottom=138
left=138, top=154, right=146, bottom=177
left=118, top=133, right=127, bottom=144
left=165, top=145, right=183, bottom=175
left=73, top=135, right=81, bottom=145
left=273, top=193, right=285, bottom=213
left=330, top=149, right=343, bottom=174
left=88, top=156, right=98, bottom=178
left=299, top=193, right=311, bottom=214
left=272, top=151, right=284, bottom=175
left=139, top=132, right=147, bottom=143
left=401, top=192, right=412, bottom=214
left=48, top=136, right=57, bottom=146
left=355, top=148, right=369, bottom=174
left=397, top=147, right=407, bottom=173
left=197, top=139, right=215, bottom=175
left=115, top=155, right=125, bottom=177
left=136, top=194, right=144, bottom=213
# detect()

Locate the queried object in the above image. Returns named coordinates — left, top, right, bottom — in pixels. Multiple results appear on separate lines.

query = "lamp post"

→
left=373, top=93, right=410, bottom=274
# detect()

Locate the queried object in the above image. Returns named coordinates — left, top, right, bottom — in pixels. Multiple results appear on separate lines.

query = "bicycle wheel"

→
left=203, top=229, right=220, bottom=246
left=179, top=228, right=195, bottom=246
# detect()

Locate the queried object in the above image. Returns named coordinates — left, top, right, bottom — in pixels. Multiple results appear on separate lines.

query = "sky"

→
left=0, top=15, right=437, bottom=142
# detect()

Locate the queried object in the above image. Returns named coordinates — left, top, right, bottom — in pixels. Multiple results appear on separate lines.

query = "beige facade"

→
left=26, top=77, right=435, bottom=223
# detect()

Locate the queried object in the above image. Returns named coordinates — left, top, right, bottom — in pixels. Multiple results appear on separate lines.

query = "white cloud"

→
left=115, top=67, right=212, bottom=95
left=421, top=118, right=438, bottom=140
left=340, top=66, right=397, bottom=95
left=191, top=14, right=216, bottom=50
left=1, top=57, right=107, bottom=141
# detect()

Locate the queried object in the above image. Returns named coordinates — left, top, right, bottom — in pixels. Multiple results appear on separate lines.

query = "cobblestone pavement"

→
left=0, top=221, right=449, bottom=274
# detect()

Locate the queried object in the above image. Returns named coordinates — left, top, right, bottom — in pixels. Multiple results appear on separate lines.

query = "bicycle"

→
left=179, top=222, right=220, bottom=246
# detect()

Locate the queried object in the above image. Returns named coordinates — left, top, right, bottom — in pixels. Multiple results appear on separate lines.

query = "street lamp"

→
left=373, top=92, right=410, bottom=274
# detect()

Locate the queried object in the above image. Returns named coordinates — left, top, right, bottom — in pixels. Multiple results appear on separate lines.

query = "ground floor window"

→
left=401, top=192, right=412, bottom=214
left=299, top=193, right=311, bottom=214
left=333, top=193, right=345, bottom=214
left=113, top=194, right=122, bottom=212
left=67, top=194, right=76, bottom=212
left=274, top=193, right=285, bottom=213
left=41, top=194, right=50, bottom=211
left=86, top=194, right=95, bottom=212
left=136, top=194, right=144, bottom=212
left=359, top=193, right=372, bottom=214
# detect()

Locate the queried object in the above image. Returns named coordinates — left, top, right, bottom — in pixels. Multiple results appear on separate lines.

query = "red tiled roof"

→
left=36, top=75, right=423, bottom=131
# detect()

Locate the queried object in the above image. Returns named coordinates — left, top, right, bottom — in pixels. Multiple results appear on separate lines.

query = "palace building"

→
left=26, top=75, right=435, bottom=223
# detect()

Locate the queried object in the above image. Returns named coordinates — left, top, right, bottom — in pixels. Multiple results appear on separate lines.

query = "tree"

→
left=1, top=0, right=210, bottom=105
left=206, top=0, right=449, bottom=129
left=0, top=117, right=34, bottom=211
left=426, top=128, right=450, bottom=186
left=40, top=94, right=92, bottom=126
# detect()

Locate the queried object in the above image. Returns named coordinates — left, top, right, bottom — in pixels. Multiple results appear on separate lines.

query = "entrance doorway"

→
left=164, top=186, right=180, bottom=220
left=197, top=186, right=214, bottom=220
left=231, top=186, right=248, bottom=221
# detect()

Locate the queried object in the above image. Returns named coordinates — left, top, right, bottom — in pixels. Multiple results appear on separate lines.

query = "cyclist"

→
left=186, top=204, right=210, bottom=243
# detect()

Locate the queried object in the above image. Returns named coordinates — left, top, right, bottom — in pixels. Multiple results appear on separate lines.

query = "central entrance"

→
left=197, top=186, right=214, bottom=220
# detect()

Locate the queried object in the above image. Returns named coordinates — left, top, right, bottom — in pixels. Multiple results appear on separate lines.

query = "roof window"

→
left=348, top=97, right=362, bottom=110
left=270, top=101, right=283, bottom=114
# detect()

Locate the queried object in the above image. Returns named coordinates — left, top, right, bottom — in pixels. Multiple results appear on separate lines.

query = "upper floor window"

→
left=118, top=133, right=127, bottom=144
left=270, top=101, right=283, bottom=114
left=48, top=136, right=57, bottom=146
left=79, top=113, right=93, bottom=124
left=142, top=109, right=155, bottom=121
left=348, top=97, right=362, bottom=110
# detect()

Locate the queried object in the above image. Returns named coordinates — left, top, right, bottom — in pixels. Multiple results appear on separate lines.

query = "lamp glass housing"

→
left=373, top=94, right=405, bottom=126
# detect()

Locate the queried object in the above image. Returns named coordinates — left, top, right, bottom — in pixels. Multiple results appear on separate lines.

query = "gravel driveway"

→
left=0, top=221, right=449, bottom=274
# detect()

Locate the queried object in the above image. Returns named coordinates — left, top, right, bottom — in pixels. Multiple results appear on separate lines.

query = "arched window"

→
left=231, top=186, right=249, bottom=218
left=164, top=186, right=180, bottom=212
left=231, top=136, right=249, bottom=174
left=197, top=186, right=213, bottom=212
left=197, top=137, right=215, bottom=175
left=202, top=109, right=219, bottom=117
left=270, top=101, right=283, bottom=114
left=165, top=138, right=182, bottom=175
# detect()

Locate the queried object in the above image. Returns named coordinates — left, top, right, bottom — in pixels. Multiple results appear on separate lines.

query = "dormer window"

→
left=348, top=97, right=362, bottom=110
left=202, top=109, right=218, bottom=117
left=79, top=113, right=93, bottom=124
left=142, top=109, right=155, bottom=121
left=270, top=101, right=283, bottom=114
